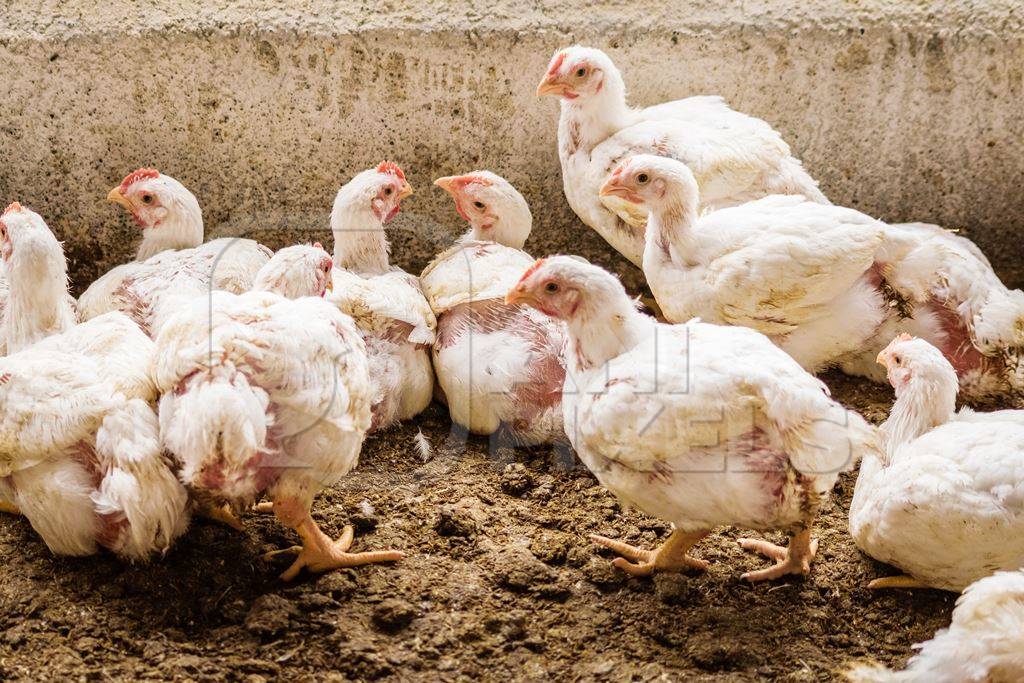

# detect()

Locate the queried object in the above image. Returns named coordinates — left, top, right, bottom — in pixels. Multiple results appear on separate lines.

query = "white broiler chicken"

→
left=600, top=154, right=910, bottom=373
left=537, top=46, right=828, bottom=266
left=845, top=569, right=1024, bottom=683
left=325, top=162, right=435, bottom=431
left=849, top=335, right=1024, bottom=591
left=0, top=202, right=77, bottom=354
left=251, top=243, right=334, bottom=299
left=154, top=285, right=402, bottom=579
left=506, top=256, right=877, bottom=580
left=420, top=171, right=565, bottom=445
left=0, top=202, right=158, bottom=399
left=0, top=342, right=189, bottom=559
left=78, top=168, right=271, bottom=331
left=601, top=155, right=1024, bottom=404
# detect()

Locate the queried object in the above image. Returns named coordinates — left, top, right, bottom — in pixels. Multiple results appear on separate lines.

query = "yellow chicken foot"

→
left=252, top=501, right=275, bottom=514
left=867, top=574, right=928, bottom=590
left=0, top=501, right=21, bottom=515
left=739, top=528, right=818, bottom=581
left=591, top=528, right=710, bottom=576
left=262, top=500, right=404, bottom=581
left=198, top=501, right=245, bottom=531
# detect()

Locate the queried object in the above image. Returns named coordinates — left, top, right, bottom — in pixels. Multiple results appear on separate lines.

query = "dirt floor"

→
left=0, top=370, right=961, bottom=682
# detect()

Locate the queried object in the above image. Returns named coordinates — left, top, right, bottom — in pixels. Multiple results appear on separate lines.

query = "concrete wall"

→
left=1, top=0, right=1022, bottom=293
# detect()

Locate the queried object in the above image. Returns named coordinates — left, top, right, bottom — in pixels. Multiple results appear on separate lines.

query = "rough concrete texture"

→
left=1, top=1, right=1022, bottom=293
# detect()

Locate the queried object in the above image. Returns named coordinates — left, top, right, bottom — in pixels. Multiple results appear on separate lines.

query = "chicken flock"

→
left=1, top=45, right=1022, bottom=679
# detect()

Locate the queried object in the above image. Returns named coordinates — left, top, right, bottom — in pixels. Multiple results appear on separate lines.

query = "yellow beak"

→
left=106, top=186, right=132, bottom=211
left=505, top=286, right=533, bottom=307
left=399, top=181, right=414, bottom=200
left=433, top=176, right=458, bottom=194
left=598, top=177, right=625, bottom=198
left=535, top=74, right=565, bottom=97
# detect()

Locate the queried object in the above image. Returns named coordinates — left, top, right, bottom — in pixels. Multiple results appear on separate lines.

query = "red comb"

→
left=894, top=333, right=914, bottom=343
left=517, top=258, right=548, bottom=285
left=546, top=52, right=566, bottom=76
left=118, top=168, right=160, bottom=193
left=313, top=241, right=323, bottom=250
left=376, top=161, right=406, bottom=181
left=3, top=202, right=23, bottom=215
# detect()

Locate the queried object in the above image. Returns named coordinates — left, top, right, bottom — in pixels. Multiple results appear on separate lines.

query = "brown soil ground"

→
left=0, top=370, right=961, bottom=682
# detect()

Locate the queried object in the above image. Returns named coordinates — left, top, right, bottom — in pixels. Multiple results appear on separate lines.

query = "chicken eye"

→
left=473, top=201, right=485, bottom=210
left=636, top=173, right=650, bottom=185
left=576, top=67, right=587, bottom=78
left=141, top=193, right=153, bottom=204
left=384, top=187, right=393, bottom=196
left=544, top=282, right=559, bottom=294
left=892, top=354, right=902, bottom=365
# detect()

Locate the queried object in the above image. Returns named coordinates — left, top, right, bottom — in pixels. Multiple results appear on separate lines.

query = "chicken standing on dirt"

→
left=537, top=45, right=827, bottom=266
left=153, top=270, right=402, bottom=579
left=849, top=335, right=1024, bottom=592
left=326, top=162, right=435, bottom=431
left=507, top=256, right=877, bottom=580
left=78, top=168, right=271, bottom=335
left=845, top=569, right=1024, bottom=682
left=421, top=171, right=565, bottom=446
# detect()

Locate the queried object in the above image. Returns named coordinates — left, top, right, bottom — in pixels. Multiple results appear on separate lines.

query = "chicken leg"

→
left=591, top=528, right=710, bottom=576
left=263, top=498, right=404, bottom=581
left=739, top=528, right=818, bottom=581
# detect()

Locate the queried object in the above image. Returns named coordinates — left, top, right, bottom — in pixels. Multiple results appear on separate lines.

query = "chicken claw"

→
left=252, top=501, right=275, bottom=514
left=867, top=574, right=928, bottom=590
left=198, top=502, right=245, bottom=531
left=591, top=528, right=709, bottom=577
left=268, top=517, right=404, bottom=581
left=739, top=529, right=818, bottom=582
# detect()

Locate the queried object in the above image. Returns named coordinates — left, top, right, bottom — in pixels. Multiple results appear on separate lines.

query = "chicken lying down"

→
left=0, top=341, right=189, bottom=560
left=78, top=168, right=272, bottom=332
left=845, top=569, right=1024, bottom=683
left=325, top=162, right=435, bottom=431
left=602, top=154, right=1024, bottom=405
left=507, top=256, right=877, bottom=580
left=421, top=171, right=565, bottom=446
left=849, top=335, right=1024, bottom=592
left=537, top=45, right=828, bottom=266
left=154, top=282, right=402, bottom=579
left=0, top=202, right=77, bottom=355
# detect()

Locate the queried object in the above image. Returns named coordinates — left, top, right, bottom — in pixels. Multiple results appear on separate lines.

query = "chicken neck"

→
left=331, top=205, right=391, bottom=275
left=882, top=373, right=957, bottom=457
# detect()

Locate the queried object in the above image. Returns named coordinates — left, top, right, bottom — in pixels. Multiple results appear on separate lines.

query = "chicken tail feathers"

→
left=159, top=363, right=274, bottom=505
left=92, top=397, right=191, bottom=561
